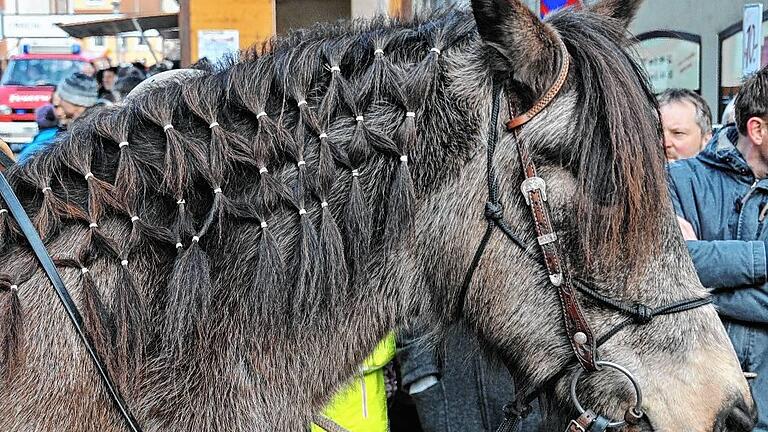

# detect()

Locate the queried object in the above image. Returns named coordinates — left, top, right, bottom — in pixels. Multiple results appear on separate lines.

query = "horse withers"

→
left=0, top=0, right=754, bottom=431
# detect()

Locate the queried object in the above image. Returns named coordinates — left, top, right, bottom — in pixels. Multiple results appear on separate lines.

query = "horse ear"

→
left=471, top=0, right=560, bottom=92
left=589, top=0, right=644, bottom=28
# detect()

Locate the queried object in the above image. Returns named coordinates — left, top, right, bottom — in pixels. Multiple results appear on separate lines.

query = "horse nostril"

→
left=718, top=400, right=756, bottom=432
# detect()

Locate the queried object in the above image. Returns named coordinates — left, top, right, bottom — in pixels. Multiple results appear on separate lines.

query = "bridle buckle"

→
left=567, top=419, right=587, bottom=432
left=520, top=176, right=547, bottom=205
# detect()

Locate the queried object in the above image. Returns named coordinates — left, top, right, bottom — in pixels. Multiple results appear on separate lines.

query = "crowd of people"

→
left=17, top=63, right=152, bottom=161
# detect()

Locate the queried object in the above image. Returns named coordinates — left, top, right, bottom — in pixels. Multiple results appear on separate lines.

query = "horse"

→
left=0, top=0, right=755, bottom=430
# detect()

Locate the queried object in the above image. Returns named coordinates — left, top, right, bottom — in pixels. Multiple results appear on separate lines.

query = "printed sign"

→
left=743, top=3, right=764, bottom=76
left=197, top=30, right=239, bottom=65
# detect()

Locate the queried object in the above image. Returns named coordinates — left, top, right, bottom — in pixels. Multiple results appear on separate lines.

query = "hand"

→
left=677, top=216, right=698, bottom=241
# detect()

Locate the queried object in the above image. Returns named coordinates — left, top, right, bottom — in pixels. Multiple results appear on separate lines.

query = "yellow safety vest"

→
left=312, top=333, right=396, bottom=432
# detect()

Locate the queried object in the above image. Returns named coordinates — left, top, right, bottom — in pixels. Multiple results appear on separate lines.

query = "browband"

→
left=506, top=36, right=570, bottom=130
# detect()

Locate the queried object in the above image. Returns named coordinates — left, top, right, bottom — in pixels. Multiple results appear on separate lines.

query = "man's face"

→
left=661, top=100, right=711, bottom=161
left=102, top=70, right=117, bottom=90
left=52, top=93, right=87, bottom=128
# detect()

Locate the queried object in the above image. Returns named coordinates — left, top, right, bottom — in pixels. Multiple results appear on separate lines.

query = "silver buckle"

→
left=520, top=176, right=547, bottom=205
left=549, top=273, right=563, bottom=286
left=567, top=420, right=587, bottom=432
left=537, top=233, right=557, bottom=246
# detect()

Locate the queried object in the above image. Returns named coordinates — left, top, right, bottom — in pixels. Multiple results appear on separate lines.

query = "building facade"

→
left=0, top=0, right=178, bottom=66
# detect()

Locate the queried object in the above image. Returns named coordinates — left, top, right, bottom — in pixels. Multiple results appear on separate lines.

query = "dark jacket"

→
left=397, top=325, right=540, bottom=432
left=668, top=125, right=768, bottom=432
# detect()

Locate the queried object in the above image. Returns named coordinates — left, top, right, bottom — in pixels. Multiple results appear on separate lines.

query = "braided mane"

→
left=0, top=10, right=480, bottom=394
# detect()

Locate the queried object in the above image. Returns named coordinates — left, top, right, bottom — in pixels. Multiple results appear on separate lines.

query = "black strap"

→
left=0, top=151, right=14, bottom=170
left=0, top=171, right=143, bottom=432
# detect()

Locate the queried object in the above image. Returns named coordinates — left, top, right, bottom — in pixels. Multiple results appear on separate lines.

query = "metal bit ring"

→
left=570, top=361, right=644, bottom=429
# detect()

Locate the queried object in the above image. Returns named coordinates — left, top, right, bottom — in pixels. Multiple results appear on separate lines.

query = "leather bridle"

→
left=460, top=35, right=713, bottom=432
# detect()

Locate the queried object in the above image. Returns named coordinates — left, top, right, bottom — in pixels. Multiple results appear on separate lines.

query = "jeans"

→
left=724, top=319, right=768, bottom=432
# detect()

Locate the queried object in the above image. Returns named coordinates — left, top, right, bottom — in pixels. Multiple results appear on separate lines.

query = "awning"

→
left=56, top=13, right=178, bottom=39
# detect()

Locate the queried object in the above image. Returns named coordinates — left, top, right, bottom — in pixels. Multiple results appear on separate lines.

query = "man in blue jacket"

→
left=669, top=66, right=768, bottom=432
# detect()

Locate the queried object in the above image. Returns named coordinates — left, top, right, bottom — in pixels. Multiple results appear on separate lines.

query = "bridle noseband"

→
left=460, top=35, right=712, bottom=432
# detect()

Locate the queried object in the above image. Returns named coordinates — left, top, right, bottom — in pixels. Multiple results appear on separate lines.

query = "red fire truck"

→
left=0, top=44, right=96, bottom=149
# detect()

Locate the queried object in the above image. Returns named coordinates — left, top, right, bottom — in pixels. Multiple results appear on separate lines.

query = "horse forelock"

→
left=547, top=10, right=666, bottom=270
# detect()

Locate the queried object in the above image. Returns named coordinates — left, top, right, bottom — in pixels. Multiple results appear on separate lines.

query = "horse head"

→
left=439, top=0, right=754, bottom=430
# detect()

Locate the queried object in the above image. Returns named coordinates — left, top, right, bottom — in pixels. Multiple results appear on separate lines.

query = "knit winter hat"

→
left=56, top=73, right=98, bottom=108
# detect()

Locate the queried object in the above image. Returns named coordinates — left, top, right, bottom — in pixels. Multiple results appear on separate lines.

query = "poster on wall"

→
left=634, top=35, right=701, bottom=93
left=743, top=3, right=765, bottom=76
left=197, top=30, right=239, bottom=65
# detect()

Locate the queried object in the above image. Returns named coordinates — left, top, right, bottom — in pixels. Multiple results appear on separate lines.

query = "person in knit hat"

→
left=18, top=73, right=98, bottom=162
left=53, top=72, right=98, bottom=129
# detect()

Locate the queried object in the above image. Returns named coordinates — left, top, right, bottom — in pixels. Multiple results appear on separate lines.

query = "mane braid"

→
left=0, top=273, right=24, bottom=383
left=288, top=60, right=323, bottom=317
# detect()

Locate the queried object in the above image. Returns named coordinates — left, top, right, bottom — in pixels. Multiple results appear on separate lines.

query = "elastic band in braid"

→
left=85, top=172, right=94, bottom=180
left=175, top=242, right=183, bottom=249
left=192, top=236, right=200, bottom=243
left=297, top=160, right=306, bottom=167
left=209, top=122, right=220, bottom=129
left=297, top=100, right=308, bottom=107
left=81, top=267, right=90, bottom=274
left=321, top=201, right=329, bottom=208
left=121, top=260, right=128, bottom=267
left=0, top=209, right=6, bottom=214
left=400, top=155, right=408, bottom=163
left=330, top=66, right=341, bottom=72
left=257, top=111, right=267, bottom=119
left=163, top=124, right=174, bottom=132
left=374, top=49, right=384, bottom=55
left=319, top=133, right=328, bottom=138
left=299, top=208, right=307, bottom=216
left=260, top=221, right=268, bottom=229
left=430, top=47, right=442, bottom=55
left=352, top=169, right=360, bottom=177
left=406, top=112, right=416, bottom=118
left=119, top=142, right=129, bottom=148
left=9, top=284, right=18, bottom=292
left=177, top=199, right=186, bottom=205
left=259, top=167, right=268, bottom=174
left=89, top=222, right=98, bottom=228
left=213, top=188, right=222, bottom=194
left=130, top=216, right=139, bottom=222
left=356, top=115, right=364, bottom=121
left=42, top=187, right=51, bottom=192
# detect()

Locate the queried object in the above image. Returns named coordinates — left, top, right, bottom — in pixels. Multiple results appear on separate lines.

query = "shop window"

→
left=632, top=31, right=702, bottom=95
left=719, top=11, right=768, bottom=119
left=94, top=36, right=105, bottom=47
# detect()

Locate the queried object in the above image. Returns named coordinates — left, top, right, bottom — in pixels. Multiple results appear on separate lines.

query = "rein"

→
left=459, top=36, right=712, bottom=432
left=0, top=170, right=144, bottom=432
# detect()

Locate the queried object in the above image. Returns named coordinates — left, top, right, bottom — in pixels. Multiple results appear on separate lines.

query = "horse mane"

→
left=0, top=9, right=479, bottom=390
left=547, top=9, right=666, bottom=270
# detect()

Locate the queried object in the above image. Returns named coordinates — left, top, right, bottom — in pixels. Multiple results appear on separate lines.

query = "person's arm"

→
left=668, top=173, right=768, bottom=289
left=685, top=240, right=767, bottom=289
